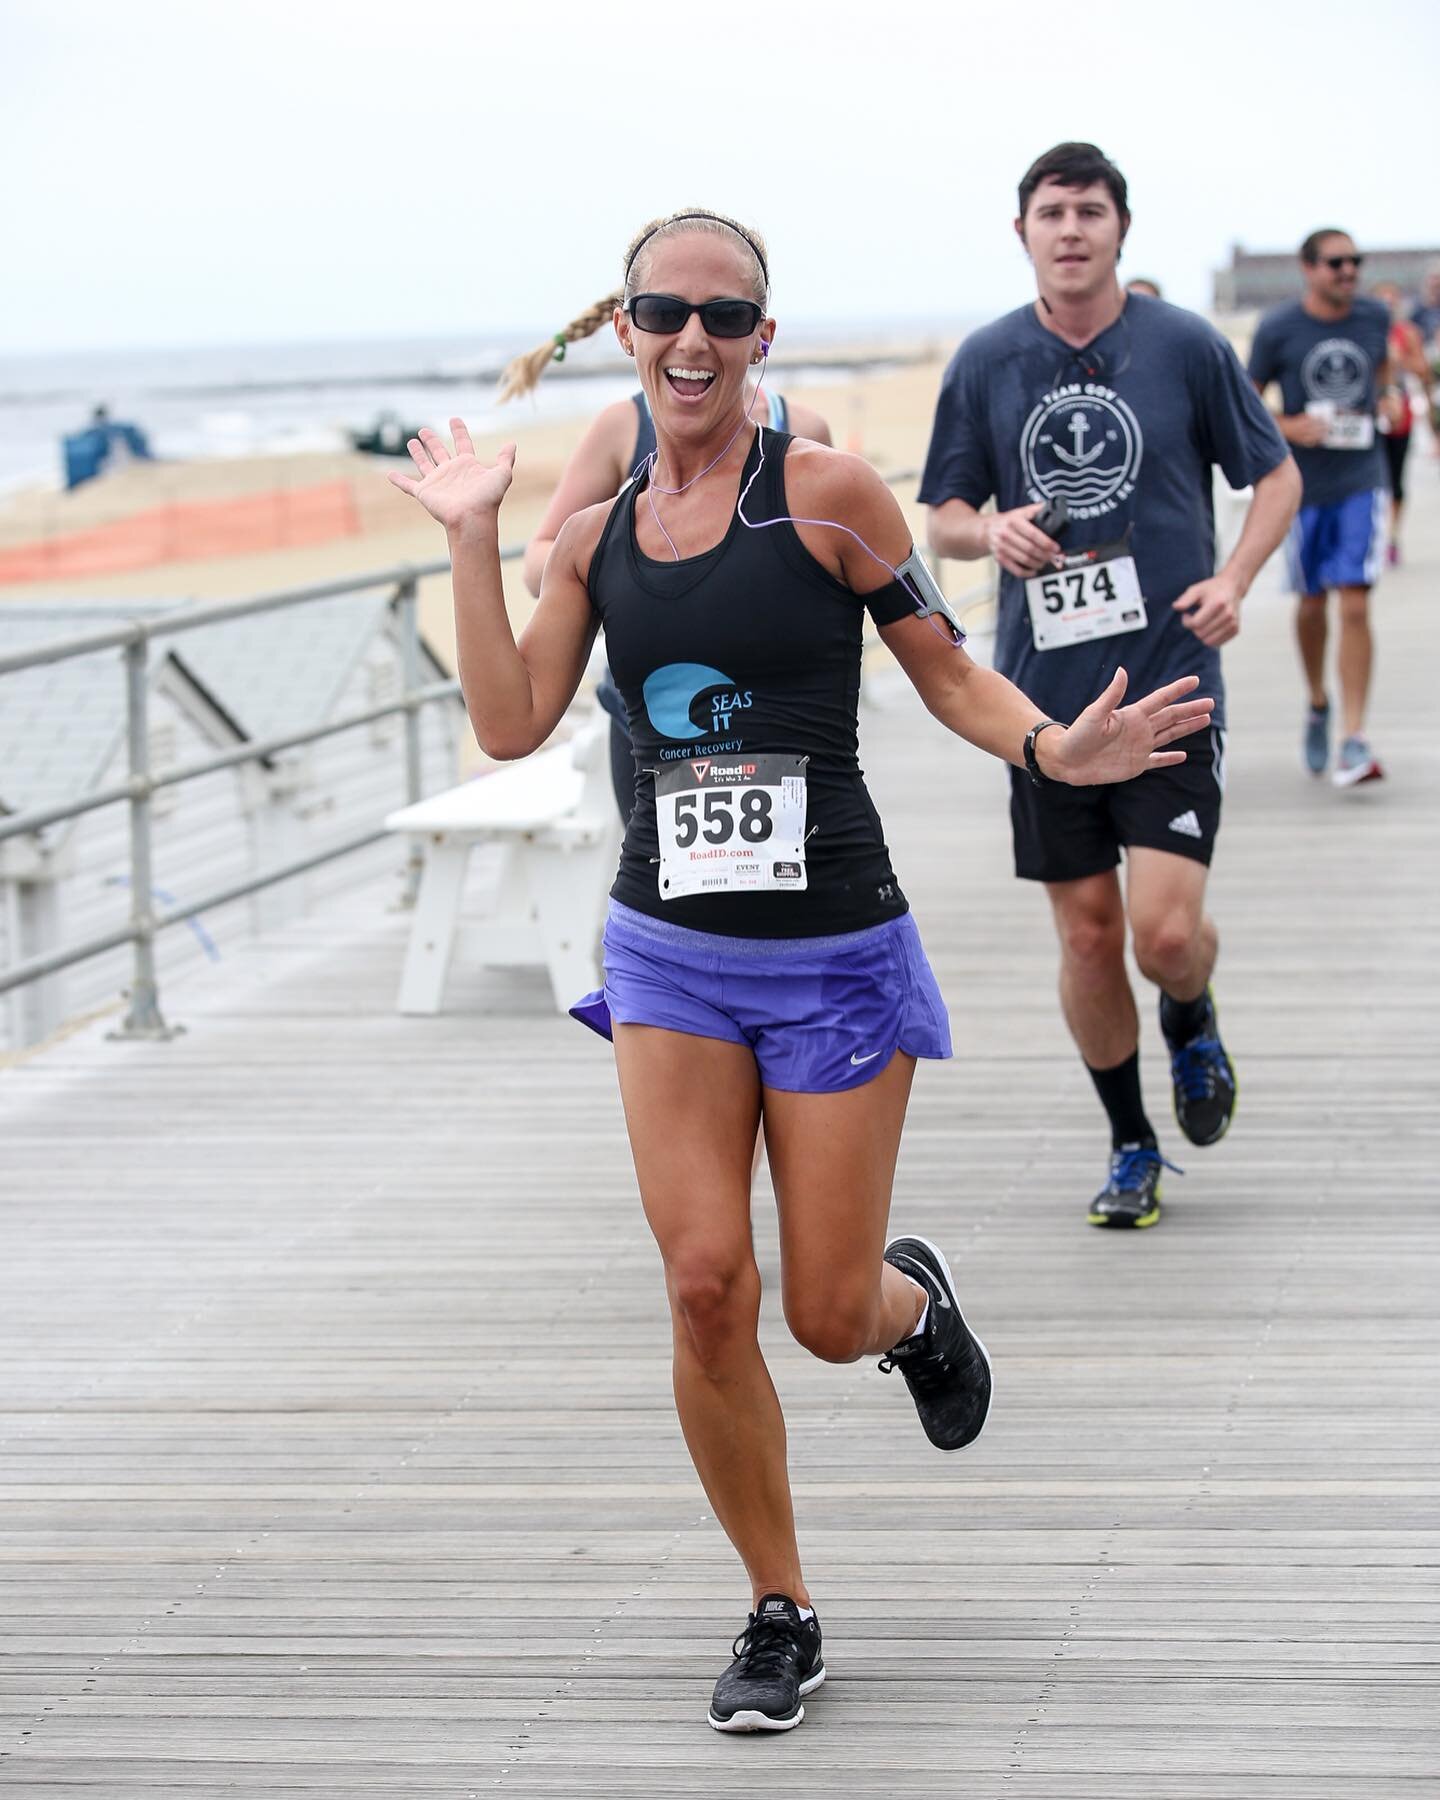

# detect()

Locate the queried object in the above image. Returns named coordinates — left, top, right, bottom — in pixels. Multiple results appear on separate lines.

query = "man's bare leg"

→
left=1336, top=584, right=1374, bottom=740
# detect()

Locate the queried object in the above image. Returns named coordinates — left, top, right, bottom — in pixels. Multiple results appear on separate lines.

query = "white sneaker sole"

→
left=1332, top=759, right=1383, bottom=789
left=708, top=1665, right=826, bottom=1732
left=888, top=1233, right=994, bottom=1448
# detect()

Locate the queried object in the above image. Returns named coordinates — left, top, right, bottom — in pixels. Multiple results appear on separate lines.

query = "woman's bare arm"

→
left=783, top=396, right=833, bottom=446
left=521, top=400, right=637, bottom=596
left=389, top=419, right=601, bottom=758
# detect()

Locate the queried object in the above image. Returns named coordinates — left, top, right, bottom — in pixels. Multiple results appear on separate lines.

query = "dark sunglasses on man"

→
left=1322, top=253, right=1364, bottom=271
left=626, top=294, right=766, bottom=338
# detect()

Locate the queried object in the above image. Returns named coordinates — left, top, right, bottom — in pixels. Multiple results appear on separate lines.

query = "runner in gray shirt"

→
left=921, top=142, right=1300, bottom=1230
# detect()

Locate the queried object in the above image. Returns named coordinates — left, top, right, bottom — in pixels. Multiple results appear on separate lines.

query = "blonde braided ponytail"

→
left=496, top=210, right=767, bottom=405
left=497, top=289, right=623, bottom=404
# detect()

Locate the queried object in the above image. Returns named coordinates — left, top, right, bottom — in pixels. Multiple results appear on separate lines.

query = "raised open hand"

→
left=386, top=418, right=514, bottom=533
left=1046, top=669, right=1215, bottom=786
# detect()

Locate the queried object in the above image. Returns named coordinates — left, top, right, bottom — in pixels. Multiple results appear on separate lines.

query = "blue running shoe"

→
left=1161, top=987, right=1237, bottom=1147
left=1303, top=700, right=1330, bottom=776
left=1332, top=733, right=1384, bottom=789
left=1088, top=1143, right=1180, bottom=1229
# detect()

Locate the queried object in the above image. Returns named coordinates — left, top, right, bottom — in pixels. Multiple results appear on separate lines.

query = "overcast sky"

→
left=3, top=0, right=1435, bottom=356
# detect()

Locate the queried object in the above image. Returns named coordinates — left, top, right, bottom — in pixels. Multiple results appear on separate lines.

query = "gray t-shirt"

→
left=919, top=295, right=1287, bottom=729
left=1247, top=297, right=1389, bottom=507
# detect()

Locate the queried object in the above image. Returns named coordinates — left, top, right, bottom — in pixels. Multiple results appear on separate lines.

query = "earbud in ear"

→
left=760, top=340, right=770, bottom=357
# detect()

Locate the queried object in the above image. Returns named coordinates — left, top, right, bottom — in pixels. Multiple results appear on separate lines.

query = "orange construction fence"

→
left=0, top=481, right=362, bottom=585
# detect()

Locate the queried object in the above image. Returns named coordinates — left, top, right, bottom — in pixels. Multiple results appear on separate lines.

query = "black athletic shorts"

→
left=1384, top=430, right=1410, bottom=505
left=1009, top=726, right=1226, bottom=884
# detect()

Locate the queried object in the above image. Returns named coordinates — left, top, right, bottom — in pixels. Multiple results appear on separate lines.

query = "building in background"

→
left=1214, top=244, right=1440, bottom=316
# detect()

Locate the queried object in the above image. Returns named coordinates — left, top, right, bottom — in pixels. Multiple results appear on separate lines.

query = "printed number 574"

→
left=1039, top=566, right=1116, bottom=614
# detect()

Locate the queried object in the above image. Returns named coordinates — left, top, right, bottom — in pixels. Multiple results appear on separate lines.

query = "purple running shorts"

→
left=570, top=901, right=952, bottom=1094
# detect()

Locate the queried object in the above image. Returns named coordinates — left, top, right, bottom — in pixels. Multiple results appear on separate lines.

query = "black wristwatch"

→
left=1023, top=719, right=1064, bottom=787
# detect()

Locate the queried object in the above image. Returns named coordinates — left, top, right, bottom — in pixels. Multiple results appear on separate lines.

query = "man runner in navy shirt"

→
left=1248, top=230, right=1397, bottom=786
left=920, top=142, right=1300, bottom=1229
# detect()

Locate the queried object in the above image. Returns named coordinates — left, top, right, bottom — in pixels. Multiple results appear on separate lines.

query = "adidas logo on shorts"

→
left=1168, top=810, right=1203, bottom=840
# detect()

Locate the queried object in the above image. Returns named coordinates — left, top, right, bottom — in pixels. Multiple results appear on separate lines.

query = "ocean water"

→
left=0, top=332, right=617, bottom=493
left=0, top=317, right=966, bottom=496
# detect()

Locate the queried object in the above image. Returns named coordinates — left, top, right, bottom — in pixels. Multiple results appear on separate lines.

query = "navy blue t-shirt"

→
left=919, top=295, right=1287, bottom=729
left=1407, top=302, right=1440, bottom=344
left=1247, top=298, right=1389, bottom=507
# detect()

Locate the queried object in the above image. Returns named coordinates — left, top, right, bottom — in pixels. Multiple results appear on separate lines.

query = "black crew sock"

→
left=1086, top=1051, right=1156, bottom=1150
left=1159, top=987, right=1212, bottom=1046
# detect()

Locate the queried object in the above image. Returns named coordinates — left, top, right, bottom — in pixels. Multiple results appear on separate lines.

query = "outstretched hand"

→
left=1046, top=669, right=1214, bottom=786
left=386, top=418, right=514, bottom=532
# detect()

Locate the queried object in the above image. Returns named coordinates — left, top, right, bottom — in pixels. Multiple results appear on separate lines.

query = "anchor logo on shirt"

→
left=1301, top=337, right=1369, bottom=409
left=1020, top=386, right=1143, bottom=520
left=1051, top=411, right=1106, bottom=469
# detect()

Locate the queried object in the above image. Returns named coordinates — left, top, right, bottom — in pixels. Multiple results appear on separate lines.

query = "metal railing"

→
left=0, top=467, right=988, bottom=1044
left=0, top=556, right=463, bottom=1039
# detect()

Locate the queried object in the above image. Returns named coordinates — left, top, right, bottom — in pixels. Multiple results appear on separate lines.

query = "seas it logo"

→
left=1020, top=383, right=1143, bottom=519
left=643, top=663, right=753, bottom=740
left=1302, top=338, right=1369, bottom=409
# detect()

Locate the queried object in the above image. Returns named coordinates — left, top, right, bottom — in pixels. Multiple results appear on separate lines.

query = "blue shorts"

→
left=1288, top=487, right=1387, bottom=594
left=570, top=901, right=953, bottom=1093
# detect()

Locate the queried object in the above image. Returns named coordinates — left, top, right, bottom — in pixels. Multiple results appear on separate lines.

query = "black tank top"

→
left=589, top=429, right=915, bottom=937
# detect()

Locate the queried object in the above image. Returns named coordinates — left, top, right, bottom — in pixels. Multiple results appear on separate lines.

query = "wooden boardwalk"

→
left=2, top=470, right=1438, bottom=1796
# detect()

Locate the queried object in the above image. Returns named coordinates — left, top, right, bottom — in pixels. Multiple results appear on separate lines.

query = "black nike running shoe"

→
left=878, top=1235, right=992, bottom=1451
left=708, top=1594, right=825, bottom=1733
left=1160, top=987, right=1237, bottom=1147
left=1088, top=1142, right=1181, bottom=1228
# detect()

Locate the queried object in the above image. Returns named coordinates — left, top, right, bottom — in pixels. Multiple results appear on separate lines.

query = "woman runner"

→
left=502, top=261, right=831, bottom=824
left=1372, top=281, right=1429, bottom=565
left=389, top=208, right=1214, bottom=1735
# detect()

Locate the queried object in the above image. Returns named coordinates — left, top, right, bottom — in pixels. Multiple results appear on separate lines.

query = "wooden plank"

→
left=2, top=488, right=1438, bottom=1795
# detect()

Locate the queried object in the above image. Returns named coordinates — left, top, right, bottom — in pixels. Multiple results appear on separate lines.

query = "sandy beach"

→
left=0, top=354, right=970, bottom=684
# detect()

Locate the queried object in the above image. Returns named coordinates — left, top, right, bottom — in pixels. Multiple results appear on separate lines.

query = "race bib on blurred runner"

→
left=1306, top=400, right=1375, bottom=451
left=655, top=754, right=808, bottom=899
left=1025, top=539, right=1147, bottom=652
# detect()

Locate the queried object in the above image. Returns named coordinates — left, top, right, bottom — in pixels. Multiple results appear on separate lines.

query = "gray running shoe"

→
left=1332, top=734, right=1384, bottom=789
left=1303, top=700, right=1330, bottom=776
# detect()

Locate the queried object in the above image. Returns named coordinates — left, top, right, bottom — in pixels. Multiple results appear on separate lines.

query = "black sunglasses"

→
left=626, top=293, right=765, bottom=338
left=1322, top=253, right=1364, bottom=271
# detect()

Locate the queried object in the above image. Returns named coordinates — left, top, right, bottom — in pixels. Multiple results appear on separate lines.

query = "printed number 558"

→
left=672, top=789, right=773, bottom=848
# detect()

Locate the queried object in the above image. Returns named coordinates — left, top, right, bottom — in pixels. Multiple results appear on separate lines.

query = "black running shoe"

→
left=1088, top=1142, right=1180, bottom=1228
left=708, top=1594, right=825, bottom=1733
left=877, top=1236, right=992, bottom=1451
left=1160, top=987, right=1237, bottom=1147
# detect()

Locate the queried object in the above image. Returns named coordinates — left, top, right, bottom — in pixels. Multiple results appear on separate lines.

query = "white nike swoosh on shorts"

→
left=850, top=1051, right=883, bottom=1066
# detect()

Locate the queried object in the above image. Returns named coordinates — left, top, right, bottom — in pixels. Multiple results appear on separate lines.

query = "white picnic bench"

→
left=385, top=718, right=621, bottom=1015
